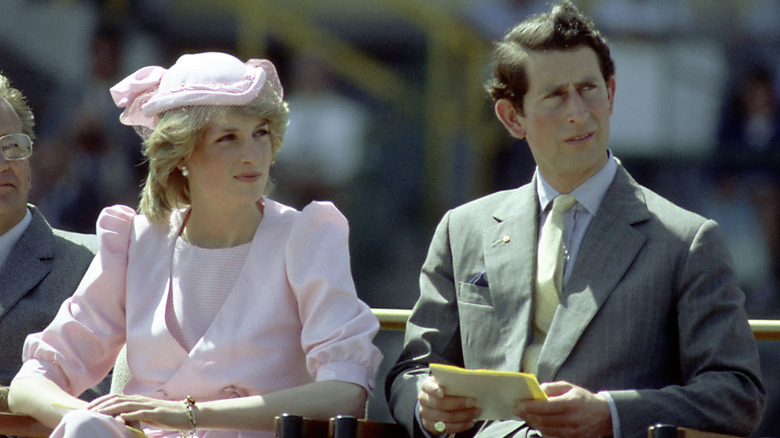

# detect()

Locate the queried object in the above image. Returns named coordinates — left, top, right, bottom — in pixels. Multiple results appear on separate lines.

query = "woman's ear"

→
left=175, top=160, right=189, bottom=177
left=495, top=99, right=526, bottom=140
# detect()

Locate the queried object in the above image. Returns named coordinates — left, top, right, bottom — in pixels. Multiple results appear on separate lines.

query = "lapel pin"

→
left=492, top=235, right=511, bottom=245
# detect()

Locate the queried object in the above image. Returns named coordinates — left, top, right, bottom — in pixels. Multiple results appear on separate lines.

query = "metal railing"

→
left=750, top=320, right=780, bottom=341
left=373, top=308, right=780, bottom=341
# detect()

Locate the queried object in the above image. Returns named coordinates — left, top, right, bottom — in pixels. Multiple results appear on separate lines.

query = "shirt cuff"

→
left=314, top=361, right=374, bottom=393
left=599, top=391, right=621, bottom=438
left=14, top=358, right=72, bottom=394
left=415, top=400, right=448, bottom=438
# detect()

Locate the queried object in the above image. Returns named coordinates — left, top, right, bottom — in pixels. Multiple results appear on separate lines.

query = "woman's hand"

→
left=85, top=381, right=368, bottom=433
left=88, top=394, right=193, bottom=431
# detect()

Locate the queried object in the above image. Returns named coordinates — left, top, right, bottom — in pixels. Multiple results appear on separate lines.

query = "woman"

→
left=9, top=52, right=382, bottom=438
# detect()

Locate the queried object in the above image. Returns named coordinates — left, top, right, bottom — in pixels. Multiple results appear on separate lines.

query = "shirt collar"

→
left=536, top=150, right=618, bottom=215
left=0, top=207, right=33, bottom=269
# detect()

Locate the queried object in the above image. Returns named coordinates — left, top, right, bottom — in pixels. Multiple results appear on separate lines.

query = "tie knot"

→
left=550, top=194, right=577, bottom=216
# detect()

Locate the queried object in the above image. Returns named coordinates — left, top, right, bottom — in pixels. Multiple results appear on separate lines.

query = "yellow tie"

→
left=523, top=194, right=577, bottom=375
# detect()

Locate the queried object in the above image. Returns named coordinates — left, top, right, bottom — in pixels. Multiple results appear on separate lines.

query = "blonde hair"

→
left=138, top=89, right=288, bottom=221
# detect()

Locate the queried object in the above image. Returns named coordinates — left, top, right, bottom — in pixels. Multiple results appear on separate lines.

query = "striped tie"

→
left=522, top=194, right=577, bottom=375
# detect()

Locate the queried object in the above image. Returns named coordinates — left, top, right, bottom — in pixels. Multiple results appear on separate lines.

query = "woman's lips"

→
left=235, top=172, right=261, bottom=182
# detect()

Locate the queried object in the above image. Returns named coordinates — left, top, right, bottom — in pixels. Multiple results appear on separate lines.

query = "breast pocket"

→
left=457, top=281, right=493, bottom=306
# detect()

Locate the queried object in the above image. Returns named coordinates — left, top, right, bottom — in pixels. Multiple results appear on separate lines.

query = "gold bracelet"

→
left=180, top=395, right=197, bottom=438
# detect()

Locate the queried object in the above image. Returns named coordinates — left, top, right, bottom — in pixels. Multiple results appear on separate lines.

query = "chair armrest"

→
left=275, top=414, right=406, bottom=438
left=648, top=424, right=746, bottom=438
left=0, top=412, right=52, bottom=438
left=340, top=416, right=406, bottom=438
left=0, top=386, right=8, bottom=412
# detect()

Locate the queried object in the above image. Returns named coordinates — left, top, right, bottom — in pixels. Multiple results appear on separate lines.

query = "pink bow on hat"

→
left=109, top=65, right=167, bottom=128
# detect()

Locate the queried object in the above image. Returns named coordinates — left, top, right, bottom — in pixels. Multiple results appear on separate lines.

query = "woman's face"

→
left=183, top=111, right=272, bottom=210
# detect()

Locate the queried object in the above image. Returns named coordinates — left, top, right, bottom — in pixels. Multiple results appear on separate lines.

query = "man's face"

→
left=509, top=46, right=615, bottom=192
left=0, top=98, right=31, bottom=232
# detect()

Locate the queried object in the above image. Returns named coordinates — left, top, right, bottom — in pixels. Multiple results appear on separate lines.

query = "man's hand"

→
left=514, top=381, right=612, bottom=438
left=418, top=375, right=480, bottom=435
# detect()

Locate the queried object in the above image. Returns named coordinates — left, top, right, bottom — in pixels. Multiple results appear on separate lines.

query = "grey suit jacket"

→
left=386, top=165, right=765, bottom=438
left=0, top=205, right=97, bottom=387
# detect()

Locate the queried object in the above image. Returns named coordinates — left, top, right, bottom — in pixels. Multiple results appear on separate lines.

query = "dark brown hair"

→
left=485, top=0, right=615, bottom=113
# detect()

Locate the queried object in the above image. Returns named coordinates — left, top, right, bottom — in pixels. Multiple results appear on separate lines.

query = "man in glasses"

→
left=0, top=73, right=103, bottom=410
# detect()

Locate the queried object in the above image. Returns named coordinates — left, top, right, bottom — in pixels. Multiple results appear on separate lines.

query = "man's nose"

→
left=566, top=94, right=588, bottom=124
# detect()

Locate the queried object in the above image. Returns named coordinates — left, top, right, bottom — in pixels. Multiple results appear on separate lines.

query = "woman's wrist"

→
left=179, top=396, right=197, bottom=438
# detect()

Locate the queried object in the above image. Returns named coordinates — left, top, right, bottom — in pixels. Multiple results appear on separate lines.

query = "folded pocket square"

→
left=467, top=270, right=489, bottom=287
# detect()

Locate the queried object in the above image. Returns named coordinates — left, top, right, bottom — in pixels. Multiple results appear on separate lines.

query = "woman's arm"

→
left=97, top=380, right=366, bottom=432
left=8, top=207, right=137, bottom=429
left=9, top=376, right=89, bottom=429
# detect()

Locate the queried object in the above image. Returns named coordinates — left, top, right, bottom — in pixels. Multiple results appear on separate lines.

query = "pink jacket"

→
left=18, top=199, right=382, bottom=405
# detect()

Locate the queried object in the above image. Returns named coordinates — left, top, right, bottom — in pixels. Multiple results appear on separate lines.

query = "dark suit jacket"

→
left=386, top=165, right=765, bottom=438
left=0, top=205, right=97, bottom=389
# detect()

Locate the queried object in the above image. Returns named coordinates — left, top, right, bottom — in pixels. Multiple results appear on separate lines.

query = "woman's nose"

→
left=241, top=136, right=268, bottom=163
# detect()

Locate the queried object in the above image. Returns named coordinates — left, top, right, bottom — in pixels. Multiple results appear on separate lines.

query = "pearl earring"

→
left=181, top=167, right=189, bottom=177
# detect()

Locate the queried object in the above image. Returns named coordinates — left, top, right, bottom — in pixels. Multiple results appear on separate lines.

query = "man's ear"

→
left=495, top=98, right=526, bottom=140
left=607, top=76, right=616, bottom=114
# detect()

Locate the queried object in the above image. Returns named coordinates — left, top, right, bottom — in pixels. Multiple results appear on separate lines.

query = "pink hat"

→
left=110, top=52, right=283, bottom=131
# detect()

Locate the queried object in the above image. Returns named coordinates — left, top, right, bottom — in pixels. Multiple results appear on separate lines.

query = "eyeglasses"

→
left=0, top=133, right=33, bottom=161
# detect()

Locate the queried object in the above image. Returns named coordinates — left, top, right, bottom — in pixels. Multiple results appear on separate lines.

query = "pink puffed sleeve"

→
left=14, top=205, right=136, bottom=396
left=285, top=202, right=382, bottom=393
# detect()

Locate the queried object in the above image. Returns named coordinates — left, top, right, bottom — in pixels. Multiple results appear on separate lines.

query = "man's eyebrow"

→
left=541, top=75, right=602, bottom=94
left=541, top=83, right=568, bottom=95
left=577, top=75, right=602, bottom=84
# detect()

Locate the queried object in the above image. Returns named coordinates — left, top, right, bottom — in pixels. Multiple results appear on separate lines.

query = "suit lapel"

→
left=539, top=166, right=651, bottom=381
left=0, top=209, right=54, bottom=319
left=483, top=184, right=538, bottom=371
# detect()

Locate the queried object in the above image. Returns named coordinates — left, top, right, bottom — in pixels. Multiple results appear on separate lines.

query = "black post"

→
left=648, top=424, right=679, bottom=438
left=275, top=413, right=304, bottom=438
left=329, top=415, right=358, bottom=438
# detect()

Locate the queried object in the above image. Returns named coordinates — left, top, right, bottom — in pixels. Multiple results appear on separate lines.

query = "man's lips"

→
left=565, top=132, right=594, bottom=143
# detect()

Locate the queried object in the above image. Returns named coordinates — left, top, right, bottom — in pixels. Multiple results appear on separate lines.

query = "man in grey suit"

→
left=0, top=73, right=101, bottom=409
left=385, top=2, right=765, bottom=437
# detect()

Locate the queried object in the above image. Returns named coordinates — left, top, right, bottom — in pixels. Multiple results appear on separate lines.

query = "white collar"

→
left=0, top=208, right=33, bottom=270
